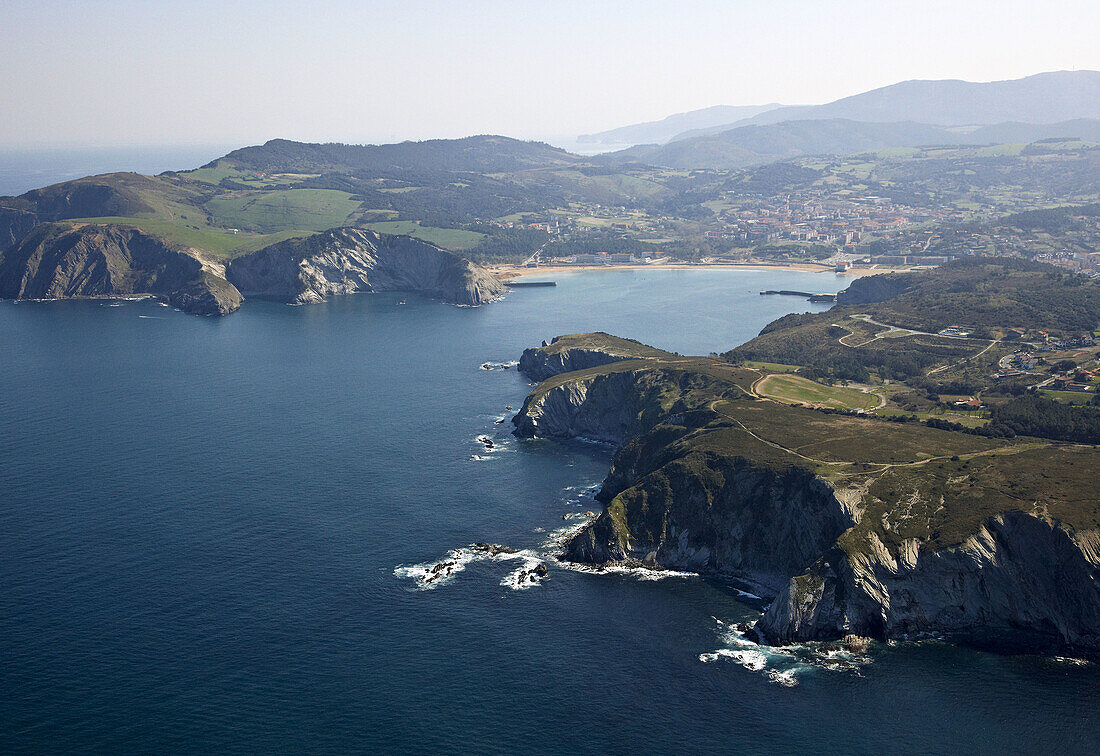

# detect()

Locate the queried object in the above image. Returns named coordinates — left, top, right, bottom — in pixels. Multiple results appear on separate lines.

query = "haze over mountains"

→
left=587, top=70, right=1100, bottom=170
left=577, top=104, right=783, bottom=148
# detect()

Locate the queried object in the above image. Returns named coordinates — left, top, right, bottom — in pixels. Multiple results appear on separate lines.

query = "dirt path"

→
left=707, top=398, right=1045, bottom=474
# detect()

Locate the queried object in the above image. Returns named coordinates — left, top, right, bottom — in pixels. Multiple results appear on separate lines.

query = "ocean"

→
left=2, top=269, right=1098, bottom=753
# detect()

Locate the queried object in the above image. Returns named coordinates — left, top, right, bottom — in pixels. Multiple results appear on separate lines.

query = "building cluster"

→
left=708, top=193, right=960, bottom=251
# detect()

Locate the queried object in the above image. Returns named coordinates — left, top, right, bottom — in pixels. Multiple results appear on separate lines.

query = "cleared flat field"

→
left=205, top=189, right=361, bottom=233
left=756, top=373, right=881, bottom=411
left=364, top=221, right=485, bottom=250
left=65, top=217, right=310, bottom=258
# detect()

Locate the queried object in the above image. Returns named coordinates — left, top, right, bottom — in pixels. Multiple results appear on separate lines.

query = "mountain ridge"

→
left=669, top=70, right=1100, bottom=141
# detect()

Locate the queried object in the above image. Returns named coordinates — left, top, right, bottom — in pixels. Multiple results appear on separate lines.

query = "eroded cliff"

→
left=225, top=227, right=505, bottom=306
left=518, top=332, right=675, bottom=382
left=0, top=223, right=242, bottom=315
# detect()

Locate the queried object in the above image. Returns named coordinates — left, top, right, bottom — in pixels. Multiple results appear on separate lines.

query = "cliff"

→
left=513, top=337, right=1100, bottom=656
left=0, top=223, right=242, bottom=315
left=834, top=271, right=914, bottom=306
left=0, top=207, right=38, bottom=252
left=758, top=453, right=1100, bottom=653
left=225, top=227, right=505, bottom=306
left=517, top=332, right=675, bottom=382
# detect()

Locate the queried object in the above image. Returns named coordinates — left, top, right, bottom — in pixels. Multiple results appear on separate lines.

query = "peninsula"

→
left=512, top=259, right=1100, bottom=656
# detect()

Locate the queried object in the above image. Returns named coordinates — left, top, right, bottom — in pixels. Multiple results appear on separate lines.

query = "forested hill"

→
left=215, top=136, right=582, bottom=174
left=835, top=257, right=1100, bottom=334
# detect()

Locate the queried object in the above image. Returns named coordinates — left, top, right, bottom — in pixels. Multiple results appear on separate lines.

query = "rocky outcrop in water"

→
left=0, top=223, right=242, bottom=315
left=226, top=227, right=505, bottom=306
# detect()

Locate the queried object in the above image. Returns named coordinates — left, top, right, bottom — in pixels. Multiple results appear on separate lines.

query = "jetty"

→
left=507, top=281, right=557, bottom=287
left=760, top=290, right=836, bottom=302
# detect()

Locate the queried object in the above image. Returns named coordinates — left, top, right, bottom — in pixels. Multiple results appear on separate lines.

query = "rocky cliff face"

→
left=512, top=370, right=647, bottom=444
left=519, top=344, right=632, bottom=382
left=759, top=512, right=1100, bottom=653
left=0, top=223, right=242, bottom=315
left=0, top=208, right=38, bottom=252
left=835, top=272, right=913, bottom=305
left=567, top=446, right=859, bottom=594
left=518, top=333, right=668, bottom=382
left=226, top=228, right=505, bottom=306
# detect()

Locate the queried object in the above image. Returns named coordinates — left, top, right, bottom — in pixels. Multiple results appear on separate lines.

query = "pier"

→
left=759, top=290, right=836, bottom=302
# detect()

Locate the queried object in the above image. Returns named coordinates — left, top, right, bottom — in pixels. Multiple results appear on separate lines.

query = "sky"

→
left=1, top=0, right=1098, bottom=149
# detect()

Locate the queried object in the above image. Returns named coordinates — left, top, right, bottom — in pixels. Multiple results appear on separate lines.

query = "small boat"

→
left=397, top=300, right=407, bottom=305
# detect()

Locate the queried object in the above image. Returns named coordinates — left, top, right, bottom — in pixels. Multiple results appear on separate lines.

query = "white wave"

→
left=1052, top=656, right=1091, bottom=666
left=734, top=589, right=763, bottom=600
left=393, top=547, right=479, bottom=590
left=572, top=435, right=617, bottom=447
left=499, top=556, right=548, bottom=591
left=479, top=360, right=519, bottom=371
left=557, top=560, right=697, bottom=581
left=700, top=624, right=821, bottom=686
left=395, top=546, right=540, bottom=591
left=766, top=669, right=801, bottom=687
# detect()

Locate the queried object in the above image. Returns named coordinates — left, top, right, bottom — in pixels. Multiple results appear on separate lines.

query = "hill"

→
left=212, top=135, right=582, bottom=175
left=606, top=118, right=1100, bottom=170
left=728, top=258, right=1100, bottom=382
left=671, top=70, right=1100, bottom=141
left=577, top=104, right=783, bottom=147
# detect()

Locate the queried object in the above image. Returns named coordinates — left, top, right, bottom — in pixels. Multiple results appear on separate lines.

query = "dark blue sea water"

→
left=2, top=269, right=1098, bottom=754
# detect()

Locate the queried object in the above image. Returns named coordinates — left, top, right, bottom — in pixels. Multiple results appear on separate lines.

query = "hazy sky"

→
left=1, top=0, right=1098, bottom=148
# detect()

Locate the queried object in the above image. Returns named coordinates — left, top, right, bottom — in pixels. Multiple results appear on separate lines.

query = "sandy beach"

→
left=488, top=260, right=889, bottom=282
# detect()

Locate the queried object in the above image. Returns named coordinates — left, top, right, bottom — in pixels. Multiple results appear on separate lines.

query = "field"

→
left=205, top=189, right=361, bottom=233
left=65, top=217, right=309, bottom=258
left=755, top=373, right=881, bottom=411
left=363, top=221, right=485, bottom=250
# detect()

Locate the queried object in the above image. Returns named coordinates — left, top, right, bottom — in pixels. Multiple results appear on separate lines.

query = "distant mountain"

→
left=671, top=70, right=1100, bottom=141
left=603, top=118, right=1100, bottom=170
left=577, top=104, right=783, bottom=147
left=215, top=135, right=582, bottom=174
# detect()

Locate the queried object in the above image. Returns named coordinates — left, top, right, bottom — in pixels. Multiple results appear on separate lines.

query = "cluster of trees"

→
left=986, top=393, right=1100, bottom=444
left=463, top=225, right=548, bottom=263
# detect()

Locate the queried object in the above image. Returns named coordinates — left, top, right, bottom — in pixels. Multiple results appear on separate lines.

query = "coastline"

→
left=488, top=261, right=891, bottom=282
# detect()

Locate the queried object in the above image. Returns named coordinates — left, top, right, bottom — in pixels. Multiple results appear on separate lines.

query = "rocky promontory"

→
left=512, top=334, right=1100, bottom=656
left=0, top=223, right=242, bottom=315
left=518, top=332, right=674, bottom=382
left=225, top=227, right=505, bottom=306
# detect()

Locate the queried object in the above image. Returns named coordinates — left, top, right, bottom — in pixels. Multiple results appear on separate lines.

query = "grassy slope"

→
left=204, top=189, right=361, bottom=233
left=362, top=221, right=485, bottom=251
left=64, top=217, right=309, bottom=258
left=539, top=332, right=677, bottom=360
left=529, top=346, right=1100, bottom=562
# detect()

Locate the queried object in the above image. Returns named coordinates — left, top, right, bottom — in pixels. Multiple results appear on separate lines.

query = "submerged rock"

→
left=473, top=543, right=518, bottom=557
